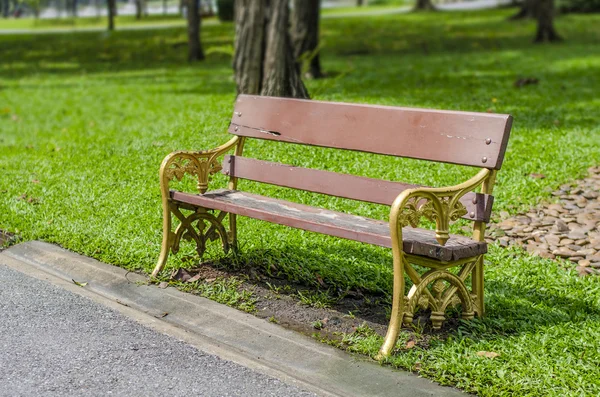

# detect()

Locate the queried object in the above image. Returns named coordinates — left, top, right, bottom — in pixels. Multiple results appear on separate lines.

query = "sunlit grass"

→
left=1, top=7, right=599, bottom=396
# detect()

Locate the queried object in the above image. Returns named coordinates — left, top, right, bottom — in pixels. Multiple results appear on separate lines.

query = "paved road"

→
left=0, top=265, right=315, bottom=397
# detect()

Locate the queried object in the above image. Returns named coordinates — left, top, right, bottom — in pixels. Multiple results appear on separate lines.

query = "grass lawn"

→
left=0, top=3, right=407, bottom=31
left=0, top=14, right=192, bottom=30
left=1, top=7, right=600, bottom=396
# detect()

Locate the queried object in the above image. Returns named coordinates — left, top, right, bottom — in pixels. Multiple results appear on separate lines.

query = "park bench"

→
left=153, top=94, right=512, bottom=357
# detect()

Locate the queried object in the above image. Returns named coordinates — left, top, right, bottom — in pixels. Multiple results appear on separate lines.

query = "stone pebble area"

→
left=487, top=166, right=600, bottom=276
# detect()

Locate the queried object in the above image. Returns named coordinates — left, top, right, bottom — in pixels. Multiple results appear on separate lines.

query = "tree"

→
left=533, top=0, right=562, bottom=42
left=357, top=0, right=364, bottom=5
left=107, top=0, right=116, bottom=31
left=508, top=0, right=535, bottom=20
left=1, top=0, right=8, bottom=18
left=135, top=0, right=143, bottom=19
left=414, top=0, right=436, bottom=11
left=234, top=0, right=309, bottom=98
left=68, top=0, right=78, bottom=17
left=291, top=0, right=323, bottom=79
left=187, top=0, right=205, bottom=61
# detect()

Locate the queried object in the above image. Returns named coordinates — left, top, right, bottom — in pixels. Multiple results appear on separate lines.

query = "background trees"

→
left=414, top=0, right=435, bottom=11
left=533, top=0, right=561, bottom=42
left=291, top=0, right=322, bottom=79
left=187, top=0, right=204, bottom=61
left=234, top=0, right=308, bottom=98
left=107, top=0, right=115, bottom=30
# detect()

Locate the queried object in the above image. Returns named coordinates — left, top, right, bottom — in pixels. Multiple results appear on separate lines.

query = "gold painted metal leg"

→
left=471, top=256, right=485, bottom=316
left=228, top=213, right=238, bottom=251
left=152, top=202, right=173, bottom=278
left=377, top=248, right=406, bottom=359
left=430, top=312, right=445, bottom=330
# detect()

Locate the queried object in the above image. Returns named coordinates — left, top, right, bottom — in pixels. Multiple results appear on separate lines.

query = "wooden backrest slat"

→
left=222, top=155, right=494, bottom=222
left=228, top=95, right=512, bottom=170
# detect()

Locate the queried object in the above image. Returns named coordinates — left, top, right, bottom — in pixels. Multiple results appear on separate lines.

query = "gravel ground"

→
left=0, top=265, right=315, bottom=397
left=488, top=166, right=600, bottom=275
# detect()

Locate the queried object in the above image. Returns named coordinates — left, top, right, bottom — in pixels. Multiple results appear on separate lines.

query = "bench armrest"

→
left=389, top=168, right=492, bottom=247
left=159, top=136, right=240, bottom=198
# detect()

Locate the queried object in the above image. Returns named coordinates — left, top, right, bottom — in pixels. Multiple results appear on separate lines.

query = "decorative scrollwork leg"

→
left=402, top=259, right=478, bottom=330
left=152, top=203, right=230, bottom=277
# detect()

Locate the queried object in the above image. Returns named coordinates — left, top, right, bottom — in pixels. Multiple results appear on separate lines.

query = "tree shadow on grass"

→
left=226, top=239, right=600, bottom=340
left=0, top=26, right=234, bottom=80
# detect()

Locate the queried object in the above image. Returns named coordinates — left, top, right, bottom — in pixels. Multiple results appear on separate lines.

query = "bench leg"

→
left=377, top=243, right=406, bottom=359
left=152, top=203, right=230, bottom=278
left=152, top=202, right=174, bottom=278
left=471, top=255, right=485, bottom=316
left=228, top=213, right=238, bottom=250
left=378, top=255, right=481, bottom=358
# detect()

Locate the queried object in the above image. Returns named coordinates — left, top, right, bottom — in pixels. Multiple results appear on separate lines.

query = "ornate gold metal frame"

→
left=152, top=136, right=245, bottom=278
left=377, top=168, right=496, bottom=358
left=152, top=136, right=496, bottom=359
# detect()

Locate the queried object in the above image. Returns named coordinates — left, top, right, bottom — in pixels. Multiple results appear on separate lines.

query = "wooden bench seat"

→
left=153, top=94, right=512, bottom=358
left=172, top=189, right=488, bottom=262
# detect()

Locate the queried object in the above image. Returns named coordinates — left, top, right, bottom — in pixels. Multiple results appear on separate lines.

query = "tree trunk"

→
left=71, top=0, right=77, bottom=16
left=135, top=0, right=142, bottom=19
left=357, top=0, right=364, bottom=5
left=163, top=0, right=167, bottom=14
left=534, top=0, right=562, bottom=42
left=414, top=0, right=436, bottom=11
left=291, top=0, right=322, bottom=79
left=234, top=0, right=309, bottom=98
left=107, top=0, right=116, bottom=30
left=187, top=0, right=205, bottom=61
left=234, top=0, right=265, bottom=95
left=508, top=0, right=534, bottom=20
left=2, top=0, right=9, bottom=18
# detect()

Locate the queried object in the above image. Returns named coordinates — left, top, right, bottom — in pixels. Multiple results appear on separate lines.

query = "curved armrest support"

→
left=389, top=168, right=491, bottom=246
left=159, top=136, right=240, bottom=199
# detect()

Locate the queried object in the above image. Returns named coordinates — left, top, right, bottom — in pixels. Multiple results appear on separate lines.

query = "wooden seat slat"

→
left=222, top=155, right=494, bottom=222
left=228, top=95, right=512, bottom=170
left=171, top=189, right=487, bottom=262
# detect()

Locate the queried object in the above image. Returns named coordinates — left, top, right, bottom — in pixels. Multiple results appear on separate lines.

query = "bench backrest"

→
left=224, top=95, right=512, bottom=223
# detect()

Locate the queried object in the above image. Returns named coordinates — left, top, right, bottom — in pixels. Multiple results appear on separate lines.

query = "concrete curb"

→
left=1, top=241, right=467, bottom=397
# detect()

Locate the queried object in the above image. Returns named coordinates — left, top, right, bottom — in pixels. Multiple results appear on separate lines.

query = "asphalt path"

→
left=0, top=264, right=315, bottom=397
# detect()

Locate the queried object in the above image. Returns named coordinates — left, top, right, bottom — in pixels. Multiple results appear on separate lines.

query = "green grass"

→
left=176, top=276, right=257, bottom=313
left=1, top=8, right=600, bottom=396
left=0, top=14, right=191, bottom=30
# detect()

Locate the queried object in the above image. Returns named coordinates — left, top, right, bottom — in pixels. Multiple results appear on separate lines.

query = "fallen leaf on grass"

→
left=186, top=274, right=202, bottom=283
left=72, top=279, right=88, bottom=287
left=315, top=274, right=327, bottom=288
left=477, top=351, right=500, bottom=359
left=529, top=173, right=546, bottom=179
left=158, top=281, right=169, bottom=289
left=514, top=77, right=539, bottom=88
left=170, top=268, right=191, bottom=282
left=405, top=340, right=416, bottom=349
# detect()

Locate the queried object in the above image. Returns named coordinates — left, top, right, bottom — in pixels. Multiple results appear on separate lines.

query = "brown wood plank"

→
left=171, top=190, right=487, bottom=262
left=228, top=95, right=512, bottom=170
left=222, top=155, right=494, bottom=222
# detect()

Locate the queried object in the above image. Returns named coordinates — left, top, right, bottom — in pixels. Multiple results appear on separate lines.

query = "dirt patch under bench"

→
left=165, top=261, right=461, bottom=349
